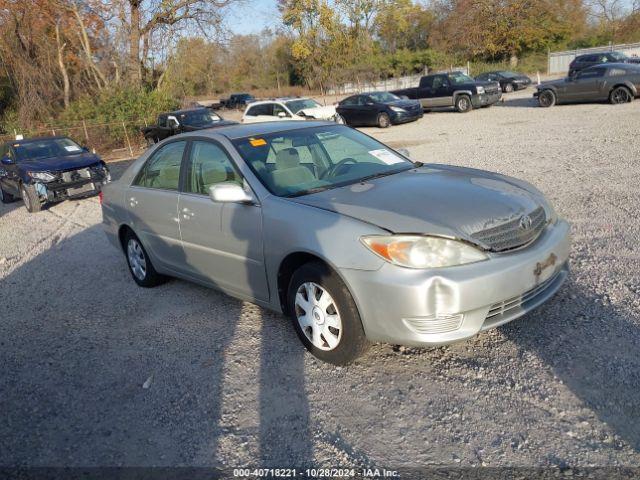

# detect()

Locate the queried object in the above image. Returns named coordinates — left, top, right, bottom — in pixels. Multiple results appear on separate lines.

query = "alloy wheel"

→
left=458, top=97, right=470, bottom=111
left=21, top=187, right=30, bottom=210
left=295, top=282, right=343, bottom=351
left=127, top=238, right=147, bottom=281
left=612, top=88, right=631, bottom=104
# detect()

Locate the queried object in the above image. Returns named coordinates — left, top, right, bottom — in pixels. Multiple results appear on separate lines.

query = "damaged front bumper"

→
left=31, top=166, right=111, bottom=204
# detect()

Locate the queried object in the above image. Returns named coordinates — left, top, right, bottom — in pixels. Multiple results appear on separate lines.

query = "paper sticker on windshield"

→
left=368, top=149, right=405, bottom=165
left=64, top=145, right=82, bottom=152
left=250, top=138, right=267, bottom=147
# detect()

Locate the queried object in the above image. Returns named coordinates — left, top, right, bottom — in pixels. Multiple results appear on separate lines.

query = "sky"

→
left=224, top=0, right=281, bottom=35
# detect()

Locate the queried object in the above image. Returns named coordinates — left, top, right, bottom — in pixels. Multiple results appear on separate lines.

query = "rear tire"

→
left=610, top=86, right=633, bottom=105
left=377, top=112, right=391, bottom=128
left=538, top=90, right=556, bottom=108
left=455, top=95, right=473, bottom=113
left=124, top=230, right=167, bottom=288
left=504, top=83, right=515, bottom=93
left=287, top=262, right=369, bottom=365
left=21, top=184, right=42, bottom=213
left=0, top=184, right=15, bottom=203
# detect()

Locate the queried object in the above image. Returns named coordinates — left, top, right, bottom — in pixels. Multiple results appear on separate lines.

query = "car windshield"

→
left=367, top=92, right=401, bottom=103
left=179, top=110, right=222, bottom=127
left=448, top=72, right=475, bottom=84
left=610, top=52, right=628, bottom=61
left=285, top=99, right=322, bottom=114
left=232, top=125, right=414, bottom=197
left=500, top=71, right=520, bottom=78
left=14, top=138, right=84, bottom=161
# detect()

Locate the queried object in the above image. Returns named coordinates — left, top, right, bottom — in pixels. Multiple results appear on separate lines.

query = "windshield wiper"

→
left=286, top=186, right=332, bottom=198
left=357, top=168, right=409, bottom=183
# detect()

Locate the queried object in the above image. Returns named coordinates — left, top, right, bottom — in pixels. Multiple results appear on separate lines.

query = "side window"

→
left=599, top=55, right=608, bottom=63
left=186, top=141, right=243, bottom=195
left=134, top=141, right=186, bottom=190
left=247, top=104, right=273, bottom=116
left=158, top=115, right=167, bottom=128
left=420, top=76, right=434, bottom=89
left=477, top=74, right=488, bottom=81
left=356, top=96, right=369, bottom=106
left=341, top=96, right=357, bottom=106
left=432, top=75, right=447, bottom=89
left=273, top=103, right=290, bottom=117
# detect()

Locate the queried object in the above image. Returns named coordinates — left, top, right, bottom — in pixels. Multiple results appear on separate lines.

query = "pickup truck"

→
left=220, top=93, right=256, bottom=109
left=391, top=72, right=502, bottom=112
left=141, top=108, right=237, bottom=145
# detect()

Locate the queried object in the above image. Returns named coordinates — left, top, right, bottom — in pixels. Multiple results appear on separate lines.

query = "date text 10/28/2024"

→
left=233, top=468, right=400, bottom=478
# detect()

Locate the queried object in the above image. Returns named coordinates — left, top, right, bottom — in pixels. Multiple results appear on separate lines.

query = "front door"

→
left=127, top=140, right=186, bottom=272
left=566, top=67, right=606, bottom=101
left=432, top=75, right=454, bottom=107
left=178, top=140, right=269, bottom=301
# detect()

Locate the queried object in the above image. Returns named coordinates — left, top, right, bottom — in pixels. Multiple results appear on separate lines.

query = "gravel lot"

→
left=1, top=89, right=639, bottom=475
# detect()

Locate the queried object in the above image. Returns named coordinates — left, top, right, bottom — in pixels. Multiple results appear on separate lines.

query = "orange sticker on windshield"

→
left=250, top=138, right=267, bottom=147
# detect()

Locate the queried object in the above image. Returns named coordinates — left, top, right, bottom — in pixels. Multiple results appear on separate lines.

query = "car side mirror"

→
left=277, top=111, right=287, bottom=118
left=1, top=155, right=13, bottom=165
left=167, top=116, right=180, bottom=129
left=397, top=148, right=411, bottom=158
left=208, top=182, right=255, bottom=204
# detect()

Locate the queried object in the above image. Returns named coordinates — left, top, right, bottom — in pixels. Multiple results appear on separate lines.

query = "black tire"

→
left=454, top=95, right=473, bottom=113
left=124, top=230, right=167, bottom=288
left=287, top=261, right=369, bottom=365
left=21, top=184, right=42, bottom=213
left=538, top=90, right=556, bottom=108
left=503, top=83, right=515, bottom=93
left=610, top=86, right=633, bottom=105
left=377, top=112, right=391, bottom=128
left=0, top=184, right=15, bottom=203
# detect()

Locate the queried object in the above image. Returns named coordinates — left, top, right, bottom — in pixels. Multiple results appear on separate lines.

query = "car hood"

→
left=538, top=78, right=570, bottom=88
left=296, top=105, right=337, bottom=120
left=386, top=99, right=421, bottom=108
left=18, top=152, right=102, bottom=172
left=289, top=165, right=544, bottom=243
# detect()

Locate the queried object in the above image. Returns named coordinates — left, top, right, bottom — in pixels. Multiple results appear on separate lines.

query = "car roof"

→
left=169, top=108, right=212, bottom=115
left=185, top=120, right=336, bottom=140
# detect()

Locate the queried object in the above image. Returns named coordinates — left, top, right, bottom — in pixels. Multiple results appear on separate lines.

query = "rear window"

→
left=246, top=104, right=273, bottom=116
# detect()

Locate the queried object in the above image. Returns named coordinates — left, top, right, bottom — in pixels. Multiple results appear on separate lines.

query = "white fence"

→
left=548, top=42, right=640, bottom=74
left=327, top=66, right=470, bottom=95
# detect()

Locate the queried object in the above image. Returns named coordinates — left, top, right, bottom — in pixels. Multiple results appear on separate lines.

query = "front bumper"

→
left=472, top=91, right=502, bottom=107
left=390, top=110, right=423, bottom=124
left=340, top=220, right=571, bottom=346
left=32, top=172, right=109, bottom=204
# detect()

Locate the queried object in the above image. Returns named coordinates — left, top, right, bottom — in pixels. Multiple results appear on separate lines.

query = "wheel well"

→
left=118, top=225, right=134, bottom=252
left=611, top=84, right=633, bottom=94
left=277, top=252, right=329, bottom=315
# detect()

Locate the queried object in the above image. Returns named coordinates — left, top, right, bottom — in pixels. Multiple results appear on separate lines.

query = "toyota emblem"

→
left=519, top=215, right=533, bottom=231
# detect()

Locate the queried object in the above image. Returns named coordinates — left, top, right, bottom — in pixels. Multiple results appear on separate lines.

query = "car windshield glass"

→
left=179, top=111, right=222, bottom=127
left=285, top=99, right=322, bottom=114
left=232, top=125, right=414, bottom=197
left=449, top=72, right=475, bottom=84
left=368, top=92, right=401, bottom=103
left=14, top=138, right=84, bottom=161
left=610, top=52, right=628, bottom=61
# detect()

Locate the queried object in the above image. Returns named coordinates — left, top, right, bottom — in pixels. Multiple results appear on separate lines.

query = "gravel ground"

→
left=1, top=89, right=639, bottom=476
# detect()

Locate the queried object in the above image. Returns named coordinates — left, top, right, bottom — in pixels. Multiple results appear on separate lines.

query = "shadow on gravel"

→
left=504, top=279, right=640, bottom=451
left=0, top=223, right=313, bottom=467
left=497, top=97, right=538, bottom=109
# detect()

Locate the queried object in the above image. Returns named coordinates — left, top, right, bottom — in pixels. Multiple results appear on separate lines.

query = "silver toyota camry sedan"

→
left=102, top=121, right=570, bottom=365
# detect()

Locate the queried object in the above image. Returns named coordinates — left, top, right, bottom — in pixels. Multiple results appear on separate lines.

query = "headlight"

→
left=28, top=171, right=56, bottom=182
left=476, top=86, right=485, bottom=94
left=361, top=235, right=488, bottom=269
left=390, top=106, right=406, bottom=113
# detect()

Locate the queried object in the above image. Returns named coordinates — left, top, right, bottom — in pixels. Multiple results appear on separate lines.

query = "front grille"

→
left=486, top=269, right=562, bottom=322
left=61, top=168, right=92, bottom=183
left=471, top=206, right=547, bottom=252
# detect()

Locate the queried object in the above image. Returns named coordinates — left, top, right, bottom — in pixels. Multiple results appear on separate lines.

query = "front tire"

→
left=287, top=262, right=369, bottom=365
left=610, top=86, right=633, bottom=105
left=503, top=83, right=515, bottom=93
left=124, top=230, right=167, bottom=288
left=21, top=184, right=42, bottom=213
left=376, top=112, right=391, bottom=128
left=455, top=95, right=473, bottom=113
left=538, top=90, right=556, bottom=108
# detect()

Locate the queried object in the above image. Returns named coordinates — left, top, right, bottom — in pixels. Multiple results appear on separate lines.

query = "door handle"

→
left=181, top=207, right=194, bottom=219
left=129, top=197, right=138, bottom=207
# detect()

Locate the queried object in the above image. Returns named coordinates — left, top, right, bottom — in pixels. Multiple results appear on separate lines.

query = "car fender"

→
left=453, top=90, right=474, bottom=99
left=611, top=80, right=637, bottom=96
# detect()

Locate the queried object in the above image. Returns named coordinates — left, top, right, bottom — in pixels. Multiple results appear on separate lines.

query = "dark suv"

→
left=569, top=51, right=640, bottom=76
left=0, top=136, right=110, bottom=212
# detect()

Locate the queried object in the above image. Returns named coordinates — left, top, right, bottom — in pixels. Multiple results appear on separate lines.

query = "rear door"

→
left=336, top=96, right=360, bottom=125
left=177, top=139, right=269, bottom=301
left=127, top=140, right=186, bottom=272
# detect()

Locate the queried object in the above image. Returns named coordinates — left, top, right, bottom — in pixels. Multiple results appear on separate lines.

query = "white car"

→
left=242, top=97, right=344, bottom=124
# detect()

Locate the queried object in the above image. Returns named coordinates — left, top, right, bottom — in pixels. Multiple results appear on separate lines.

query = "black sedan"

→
left=0, top=136, right=110, bottom=212
left=336, top=91, right=423, bottom=128
left=534, top=63, right=640, bottom=107
left=475, top=71, right=532, bottom=93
